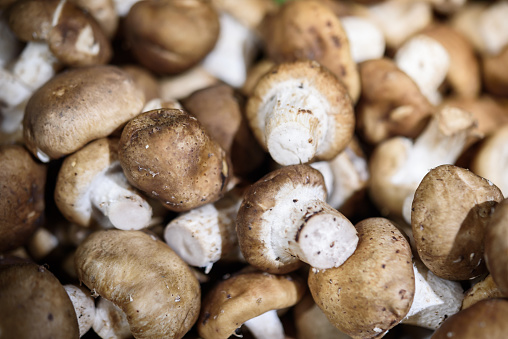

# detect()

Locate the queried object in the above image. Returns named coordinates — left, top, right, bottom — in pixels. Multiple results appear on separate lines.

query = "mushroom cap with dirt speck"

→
left=485, top=198, right=508, bottom=296
left=411, top=165, right=503, bottom=281
left=75, top=229, right=201, bottom=339
left=118, top=108, right=230, bottom=212
left=0, top=258, right=80, bottom=339
left=308, top=217, right=415, bottom=339
left=197, top=269, right=306, bottom=339
left=0, top=144, right=46, bottom=252
left=23, top=65, right=145, bottom=161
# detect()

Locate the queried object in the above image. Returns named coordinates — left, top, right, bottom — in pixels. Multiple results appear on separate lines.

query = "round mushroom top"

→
left=246, top=60, right=355, bottom=163
left=118, top=108, right=230, bottom=212
left=23, top=65, right=146, bottom=161
left=237, top=164, right=327, bottom=274
left=197, top=269, right=306, bottom=339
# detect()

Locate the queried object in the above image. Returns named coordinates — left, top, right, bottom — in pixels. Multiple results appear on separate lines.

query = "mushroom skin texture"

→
left=485, top=198, right=508, bottom=296
left=124, top=0, right=220, bottom=74
left=0, top=144, right=46, bottom=252
left=23, top=65, right=146, bottom=162
left=308, top=217, right=415, bottom=339
left=411, top=165, right=504, bottom=281
left=118, top=108, right=230, bottom=212
left=431, top=298, right=508, bottom=339
left=260, top=0, right=360, bottom=102
left=0, top=258, right=80, bottom=339
left=462, top=275, right=504, bottom=310
left=75, top=230, right=201, bottom=339
left=197, top=269, right=306, bottom=339
left=237, top=164, right=358, bottom=274
left=246, top=60, right=355, bottom=166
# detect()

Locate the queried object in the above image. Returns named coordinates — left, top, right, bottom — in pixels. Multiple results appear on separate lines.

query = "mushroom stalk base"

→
left=243, top=310, right=285, bottom=339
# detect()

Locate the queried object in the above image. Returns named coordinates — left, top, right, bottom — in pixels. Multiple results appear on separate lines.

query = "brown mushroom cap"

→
left=197, top=269, right=306, bottom=339
left=432, top=298, right=508, bottom=339
left=308, top=217, right=415, bottom=338
left=122, top=64, right=161, bottom=103
left=118, top=108, right=230, bottom=212
left=125, top=0, right=220, bottom=74
left=0, top=145, right=46, bottom=252
left=260, top=0, right=360, bottom=102
left=8, top=0, right=112, bottom=66
left=0, top=258, right=80, bottom=338
left=462, top=274, right=504, bottom=310
left=411, top=165, right=503, bottom=281
left=482, top=44, right=508, bottom=97
left=75, top=229, right=201, bottom=339
left=23, top=65, right=145, bottom=161
left=485, top=198, right=508, bottom=296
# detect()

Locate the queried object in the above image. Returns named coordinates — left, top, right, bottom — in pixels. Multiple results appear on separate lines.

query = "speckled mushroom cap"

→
left=356, top=58, right=434, bottom=144
left=308, top=217, right=415, bottom=339
left=118, top=108, right=230, bottom=212
left=75, top=230, right=201, bottom=339
left=411, top=165, right=504, bottom=281
left=485, top=198, right=508, bottom=296
left=8, top=0, right=112, bottom=66
left=260, top=0, right=360, bottom=102
left=197, top=269, right=306, bottom=339
left=432, top=298, right=508, bottom=339
left=0, top=144, right=46, bottom=252
left=23, top=65, right=145, bottom=161
left=246, top=60, right=355, bottom=165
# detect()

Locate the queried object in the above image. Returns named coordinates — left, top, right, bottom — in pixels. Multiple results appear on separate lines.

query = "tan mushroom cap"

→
left=71, top=0, right=119, bottom=39
left=482, top=44, right=508, bottom=97
left=260, top=0, right=360, bottom=102
left=197, top=269, right=306, bottom=339
left=411, top=165, right=503, bottom=281
left=0, top=145, right=46, bottom=252
left=122, top=64, right=161, bottom=103
left=356, top=58, right=434, bottom=144
left=246, top=60, right=355, bottom=165
left=119, top=108, right=230, bottom=212
left=485, top=198, right=508, bottom=296
left=462, top=275, right=504, bottom=310
left=432, top=298, right=508, bottom=339
left=75, top=230, right=201, bottom=339
left=0, top=259, right=80, bottom=339
left=8, top=0, right=112, bottom=66
left=23, top=65, right=145, bottom=161
left=308, top=217, right=415, bottom=339
left=125, top=0, right=220, bottom=74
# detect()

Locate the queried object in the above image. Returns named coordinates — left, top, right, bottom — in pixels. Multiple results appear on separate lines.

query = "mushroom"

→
left=485, top=198, right=508, bottom=296
left=118, top=108, right=230, bottom=212
left=54, top=137, right=153, bottom=230
left=0, top=258, right=80, bottom=338
left=0, top=144, right=46, bottom=252
left=260, top=0, right=360, bottom=102
left=71, top=0, right=119, bottom=38
left=122, top=64, right=161, bottom=103
left=340, top=15, right=386, bottom=63
left=124, top=0, right=220, bottom=74
left=93, top=297, right=132, bottom=339
left=75, top=229, right=201, bottom=339
left=246, top=60, right=355, bottom=166
left=23, top=65, right=145, bottom=162
left=159, top=65, right=219, bottom=101
left=482, top=44, right=508, bottom=97
left=26, top=227, right=59, bottom=261
left=431, top=298, right=508, bottom=339
left=411, top=165, right=504, bottom=281
left=308, top=217, right=415, bottom=338
left=236, top=164, right=358, bottom=274
left=197, top=268, right=306, bottom=339
left=462, top=275, right=504, bottom=310
left=64, top=284, right=96, bottom=337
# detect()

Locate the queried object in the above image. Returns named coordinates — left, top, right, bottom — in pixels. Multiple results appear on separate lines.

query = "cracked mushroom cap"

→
left=308, top=217, right=415, bottom=339
left=8, top=0, right=112, bottom=66
left=75, top=230, right=201, bottom=339
left=485, top=198, right=508, bottom=296
left=124, top=0, right=220, bottom=74
left=246, top=60, right=355, bottom=166
left=0, top=144, right=46, bottom=252
left=260, top=0, right=360, bottom=102
left=118, top=108, right=230, bottom=212
left=411, top=165, right=504, bottom=281
left=197, top=269, right=306, bottom=339
left=23, top=65, right=145, bottom=161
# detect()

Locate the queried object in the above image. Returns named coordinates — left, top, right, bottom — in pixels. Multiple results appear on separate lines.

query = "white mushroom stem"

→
left=93, top=297, right=132, bottom=339
left=142, top=97, right=182, bottom=112
left=243, top=310, right=285, bottom=339
left=266, top=184, right=358, bottom=270
left=340, top=16, right=385, bottom=63
left=88, top=163, right=152, bottom=230
left=395, top=35, right=450, bottom=105
left=260, top=82, right=329, bottom=165
left=64, top=284, right=96, bottom=337
left=159, top=66, right=218, bottom=100
left=403, top=261, right=463, bottom=330
left=26, top=227, right=59, bottom=260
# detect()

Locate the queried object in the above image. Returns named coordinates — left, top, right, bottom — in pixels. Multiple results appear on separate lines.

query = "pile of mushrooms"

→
left=2, top=0, right=508, bottom=338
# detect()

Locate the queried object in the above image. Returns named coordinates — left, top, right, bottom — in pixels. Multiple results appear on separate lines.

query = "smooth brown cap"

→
left=485, top=198, right=508, bottom=296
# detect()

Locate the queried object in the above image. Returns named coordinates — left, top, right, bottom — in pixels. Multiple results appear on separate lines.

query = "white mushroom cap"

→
left=341, top=16, right=385, bottom=63
left=93, top=297, right=131, bottom=339
left=478, top=1, right=508, bottom=56
left=64, top=284, right=96, bottom=337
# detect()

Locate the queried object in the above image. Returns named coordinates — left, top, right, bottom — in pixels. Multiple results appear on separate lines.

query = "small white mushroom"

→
left=64, top=284, right=96, bottom=337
